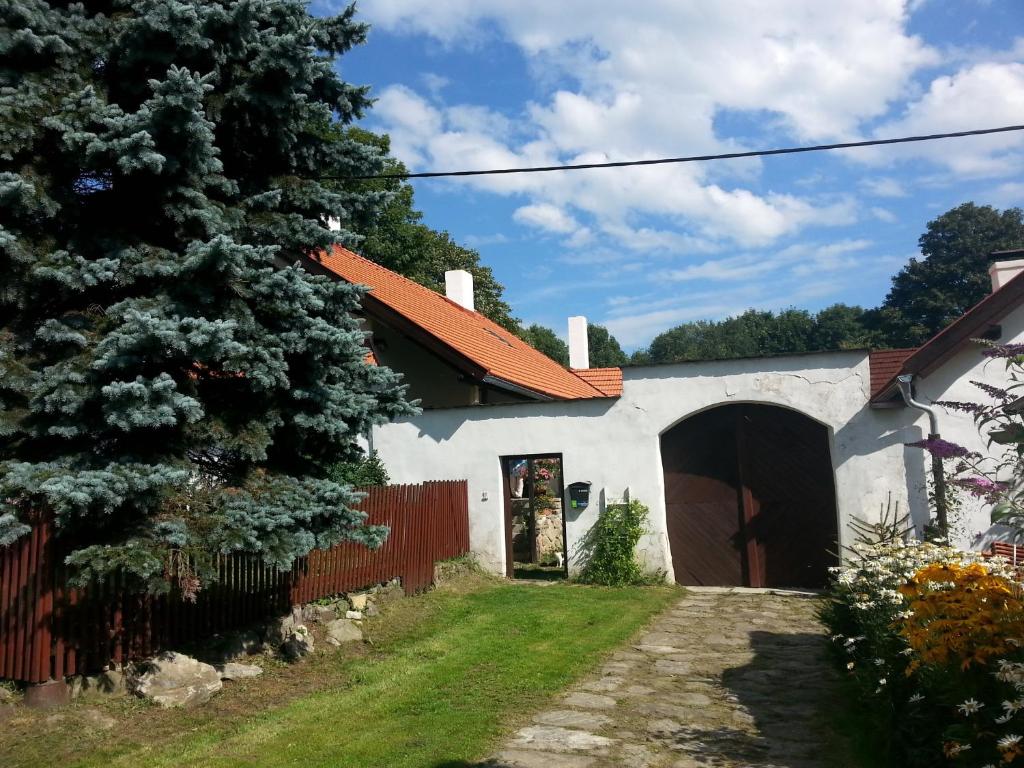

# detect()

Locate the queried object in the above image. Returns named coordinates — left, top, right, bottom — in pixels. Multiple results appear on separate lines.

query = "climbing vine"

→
left=574, top=499, right=654, bottom=586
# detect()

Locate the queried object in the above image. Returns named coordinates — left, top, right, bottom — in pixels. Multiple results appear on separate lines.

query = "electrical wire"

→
left=328, top=124, right=1024, bottom=180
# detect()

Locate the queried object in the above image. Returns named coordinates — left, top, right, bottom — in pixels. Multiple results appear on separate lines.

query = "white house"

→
left=304, top=246, right=1024, bottom=588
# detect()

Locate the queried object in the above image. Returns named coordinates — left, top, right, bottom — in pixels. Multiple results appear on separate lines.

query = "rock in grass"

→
left=219, top=662, right=263, bottom=681
left=129, top=652, right=223, bottom=708
left=325, top=618, right=363, bottom=646
left=282, top=625, right=315, bottom=660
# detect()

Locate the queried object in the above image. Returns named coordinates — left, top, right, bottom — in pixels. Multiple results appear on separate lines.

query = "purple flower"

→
left=952, top=476, right=1009, bottom=501
left=981, top=344, right=1024, bottom=360
left=971, top=380, right=1013, bottom=402
left=933, top=400, right=989, bottom=416
left=906, top=437, right=972, bottom=459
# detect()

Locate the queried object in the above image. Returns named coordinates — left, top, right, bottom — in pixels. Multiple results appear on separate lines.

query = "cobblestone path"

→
left=482, top=587, right=843, bottom=768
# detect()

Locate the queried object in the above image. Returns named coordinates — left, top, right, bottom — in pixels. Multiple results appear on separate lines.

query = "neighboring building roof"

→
left=310, top=246, right=614, bottom=401
left=870, top=268, right=1024, bottom=404
left=573, top=367, right=624, bottom=397
left=868, top=348, right=917, bottom=398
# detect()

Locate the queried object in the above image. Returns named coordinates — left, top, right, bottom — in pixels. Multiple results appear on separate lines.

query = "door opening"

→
left=501, top=454, right=567, bottom=581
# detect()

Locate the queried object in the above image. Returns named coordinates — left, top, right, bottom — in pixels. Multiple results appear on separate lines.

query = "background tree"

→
left=342, top=130, right=520, bottom=331
left=520, top=324, right=569, bottom=366
left=877, top=203, right=1024, bottom=346
left=587, top=323, right=629, bottom=367
left=0, top=1, right=412, bottom=592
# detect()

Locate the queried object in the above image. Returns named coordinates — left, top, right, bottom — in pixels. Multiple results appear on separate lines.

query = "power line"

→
left=330, top=124, right=1024, bottom=180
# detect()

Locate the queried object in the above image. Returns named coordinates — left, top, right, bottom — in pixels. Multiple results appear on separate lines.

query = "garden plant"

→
left=822, top=340, right=1024, bottom=766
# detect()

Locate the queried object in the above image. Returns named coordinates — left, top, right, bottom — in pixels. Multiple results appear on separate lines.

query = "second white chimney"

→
left=989, top=249, right=1024, bottom=292
left=444, top=270, right=475, bottom=311
left=568, top=315, right=589, bottom=369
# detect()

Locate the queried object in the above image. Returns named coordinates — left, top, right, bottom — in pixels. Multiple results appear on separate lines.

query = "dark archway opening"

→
left=661, top=403, right=839, bottom=589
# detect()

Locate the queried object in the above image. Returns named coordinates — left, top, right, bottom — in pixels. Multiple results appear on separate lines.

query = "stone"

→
left=129, top=652, right=223, bottom=708
left=264, top=616, right=295, bottom=648
left=67, top=675, right=84, bottom=700
left=488, top=750, right=597, bottom=768
left=510, top=725, right=614, bottom=753
left=365, top=602, right=380, bottom=617
left=325, top=618, right=363, bottom=646
left=654, top=659, right=691, bottom=675
left=345, top=610, right=363, bottom=620
left=282, top=625, right=314, bottom=660
left=314, top=605, right=338, bottom=624
left=24, top=680, right=70, bottom=708
left=579, top=676, right=623, bottom=693
left=92, top=669, right=126, bottom=695
left=562, top=692, right=616, bottom=709
left=348, top=592, right=369, bottom=611
left=534, top=710, right=613, bottom=729
left=219, top=662, right=263, bottom=681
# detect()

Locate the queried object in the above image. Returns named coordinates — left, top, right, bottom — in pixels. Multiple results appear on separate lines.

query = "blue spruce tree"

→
left=0, top=1, right=414, bottom=593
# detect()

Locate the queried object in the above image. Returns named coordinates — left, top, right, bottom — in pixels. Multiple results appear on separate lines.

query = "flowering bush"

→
left=823, top=539, right=1024, bottom=766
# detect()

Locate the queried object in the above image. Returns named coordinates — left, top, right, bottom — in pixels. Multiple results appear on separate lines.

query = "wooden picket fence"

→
left=0, top=480, right=469, bottom=684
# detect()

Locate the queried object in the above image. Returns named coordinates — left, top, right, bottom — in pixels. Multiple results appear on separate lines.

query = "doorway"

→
left=501, top=454, right=567, bottom=580
left=660, top=404, right=839, bottom=589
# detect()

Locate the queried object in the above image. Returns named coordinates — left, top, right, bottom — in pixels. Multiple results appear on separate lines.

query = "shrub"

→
left=574, top=499, right=655, bottom=586
left=328, top=451, right=390, bottom=488
left=821, top=539, right=1024, bottom=766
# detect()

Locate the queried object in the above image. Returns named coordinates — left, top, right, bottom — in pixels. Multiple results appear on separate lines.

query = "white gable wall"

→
left=910, top=303, right=1024, bottom=546
left=372, top=349, right=928, bottom=578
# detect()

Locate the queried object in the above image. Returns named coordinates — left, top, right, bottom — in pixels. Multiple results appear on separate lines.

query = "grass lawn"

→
left=0, top=574, right=678, bottom=768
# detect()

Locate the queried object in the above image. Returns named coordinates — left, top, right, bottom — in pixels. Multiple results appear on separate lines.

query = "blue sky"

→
left=321, top=1, right=1023, bottom=350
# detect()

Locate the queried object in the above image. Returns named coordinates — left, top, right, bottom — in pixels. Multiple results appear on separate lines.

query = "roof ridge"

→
left=319, top=246, right=606, bottom=400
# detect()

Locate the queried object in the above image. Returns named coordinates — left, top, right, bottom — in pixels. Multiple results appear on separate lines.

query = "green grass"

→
left=5, top=579, right=677, bottom=768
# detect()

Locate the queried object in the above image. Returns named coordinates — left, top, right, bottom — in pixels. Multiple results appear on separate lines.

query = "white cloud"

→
left=871, top=62, right=1024, bottom=177
left=861, top=177, right=908, bottom=198
left=982, top=181, right=1024, bottom=209
left=871, top=206, right=899, bottom=223
left=513, top=203, right=579, bottom=234
left=361, top=2, right=943, bottom=251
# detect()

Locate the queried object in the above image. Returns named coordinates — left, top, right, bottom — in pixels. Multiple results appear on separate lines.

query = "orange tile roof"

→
left=313, top=246, right=617, bottom=401
left=572, top=367, right=624, bottom=397
left=868, top=348, right=916, bottom=398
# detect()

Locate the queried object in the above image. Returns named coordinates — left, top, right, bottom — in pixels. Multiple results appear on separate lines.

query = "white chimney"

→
left=327, top=217, right=342, bottom=231
left=568, top=315, right=589, bottom=369
left=989, top=249, right=1024, bottom=292
left=444, top=270, right=475, bottom=311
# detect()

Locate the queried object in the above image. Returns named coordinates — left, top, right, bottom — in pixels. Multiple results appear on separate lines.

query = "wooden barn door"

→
left=661, top=404, right=838, bottom=589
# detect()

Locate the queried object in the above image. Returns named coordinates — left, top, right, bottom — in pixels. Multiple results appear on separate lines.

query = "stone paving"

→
left=482, top=587, right=840, bottom=768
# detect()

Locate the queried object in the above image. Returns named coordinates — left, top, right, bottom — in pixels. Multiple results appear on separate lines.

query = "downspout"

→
left=896, top=374, right=948, bottom=537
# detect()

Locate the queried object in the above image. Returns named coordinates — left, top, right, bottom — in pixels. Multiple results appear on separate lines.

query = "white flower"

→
left=1003, top=699, right=1024, bottom=714
left=878, top=678, right=887, bottom=686
left=998, top=734, right=1022, bottom=750
left=909, top=693, right=924, bottom=703
left=997, top=714, right=1014, bottom=724
left=958, top=699, right=984, bottom=715
left=847, top=661, right=855, bottom=670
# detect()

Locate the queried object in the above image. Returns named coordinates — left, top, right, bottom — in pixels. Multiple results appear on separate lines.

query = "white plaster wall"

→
left=912, top=303, right=1024, bottom=547
left=371, top=349, right=926, bottom=580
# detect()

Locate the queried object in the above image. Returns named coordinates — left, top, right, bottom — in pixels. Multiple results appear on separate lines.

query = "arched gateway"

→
left=660, top=403, right=839, bottom=589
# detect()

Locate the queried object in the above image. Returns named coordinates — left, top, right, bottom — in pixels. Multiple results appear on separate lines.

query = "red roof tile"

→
left=313, top=246, right=616, bottom=401
left=868, top=348, right=916, bottom=398
left=573, top=368, right=624, bottom=397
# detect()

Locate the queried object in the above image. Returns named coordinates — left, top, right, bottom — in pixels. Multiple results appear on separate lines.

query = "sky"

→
left=318, top=1, right=1024, bottom=350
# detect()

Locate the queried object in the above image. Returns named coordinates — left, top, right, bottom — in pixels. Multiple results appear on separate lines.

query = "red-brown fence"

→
left=0, top=480, right=468, bottom=685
